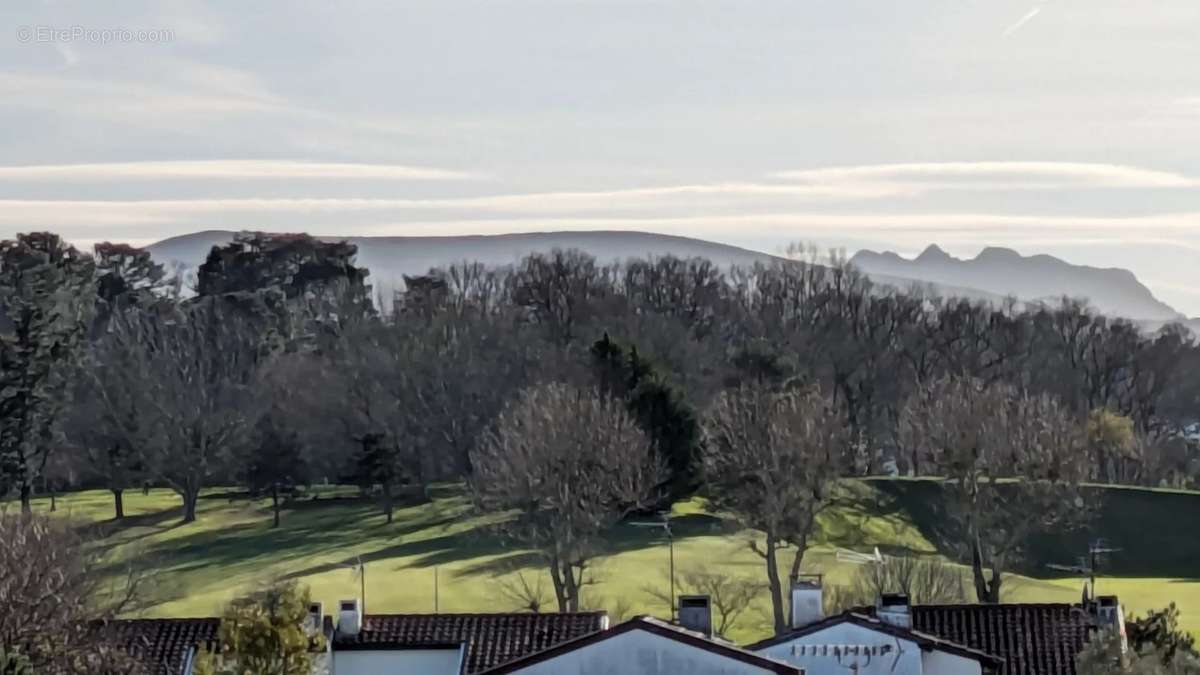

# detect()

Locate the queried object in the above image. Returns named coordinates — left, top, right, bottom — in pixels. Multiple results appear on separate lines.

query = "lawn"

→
left=19, top=479, right=1200, bottom=644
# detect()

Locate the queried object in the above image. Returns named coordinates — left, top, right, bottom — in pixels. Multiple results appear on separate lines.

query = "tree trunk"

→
left=181, top=489, right=199, bottom=523
left=970, top=535, right=1001, bottom=603
left=271, top=483, right=281, bottom=528
left=549, top=556, right=569, bottom=612
left=112, top=488, right=125, bottom=520
left=560, top=560, right=580, bottom=612
left=381, top=483, right=394, bottom=524
left=764, top=533, right=787, bottom=635
left=788, top=536, right=808, bottom=588
left=19, top=481, right=32, bottom=515
left=49, top=488, right=56, bottom=512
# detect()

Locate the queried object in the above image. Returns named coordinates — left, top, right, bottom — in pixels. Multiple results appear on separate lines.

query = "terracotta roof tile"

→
left=911, top=604, right=1094, bottom=675
left=332, top=612, right=607, bottom=673
left=104, top=618, right=220, bottom=675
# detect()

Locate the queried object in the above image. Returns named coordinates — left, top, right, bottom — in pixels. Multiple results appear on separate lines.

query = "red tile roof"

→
left=910, top=604, right=1094, bottom=675
left=332, top=612, right=608, bottom=673
left=104, top=618, right=220, bottom=675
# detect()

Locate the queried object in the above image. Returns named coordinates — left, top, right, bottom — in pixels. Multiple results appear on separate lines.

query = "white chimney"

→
left=678, top=595, right=713, bottom=636
left=306, top=602, right=324, bottom=635
left=338, top=598, right=361, bottom=636
left=877, top=593, right=911, bottom=628
left=791, top=579, right=824, bottom=629
left=1093, top=596, right=1128, bottom=653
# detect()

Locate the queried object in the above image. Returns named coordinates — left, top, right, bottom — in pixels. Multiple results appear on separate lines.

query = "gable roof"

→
left=104, top=618, right=220, bottom=675
left=331, top=612, right=607, bottom=673
left=909, top=604, right=1094, bottom=675
left=480, top=616, right=801, bottom=674
left=746, top=612, right=1004, bottom=667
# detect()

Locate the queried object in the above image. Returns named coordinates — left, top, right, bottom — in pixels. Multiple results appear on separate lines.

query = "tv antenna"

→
left=631, top=511, right=675, bottom=621
left=1046, top=539, right=1121, bottom=598
left=836, top=547, right=885, bottom=565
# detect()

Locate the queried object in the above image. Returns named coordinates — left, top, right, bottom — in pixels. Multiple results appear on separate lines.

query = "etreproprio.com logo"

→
left=16, top=25, right=174, bottom=44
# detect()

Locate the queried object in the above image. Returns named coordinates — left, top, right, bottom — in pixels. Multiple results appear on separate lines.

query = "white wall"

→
left=502, top=629, right=782, bottom=675
left=753, top=622, right=981, bottom=675
left=921, top=648, right=982, bottom=675
left=755, top=623, right=924, bottom=675
left=333, top=647, right=464, bottom=675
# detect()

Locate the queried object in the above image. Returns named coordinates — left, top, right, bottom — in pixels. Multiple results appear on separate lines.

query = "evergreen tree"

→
left=591, top=333, right=700, bottom=503
left=0, top=233, right=95, bottom=512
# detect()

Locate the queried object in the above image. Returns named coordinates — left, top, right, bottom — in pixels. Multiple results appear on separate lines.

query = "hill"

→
left=39, top=481, right=1200, bottom=644
left=851, top=245, right=1183, bottom=321
left=147, top=229, right=1004, bottom=304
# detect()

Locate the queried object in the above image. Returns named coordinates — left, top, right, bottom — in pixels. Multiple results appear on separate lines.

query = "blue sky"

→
left=2, top=1, right=1199, bottom=314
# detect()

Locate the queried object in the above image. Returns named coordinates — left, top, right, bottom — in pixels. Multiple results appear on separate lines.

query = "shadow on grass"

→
left=276, top=512, right=727, bottom=583
left=866, top=478, right=1200, bottom=580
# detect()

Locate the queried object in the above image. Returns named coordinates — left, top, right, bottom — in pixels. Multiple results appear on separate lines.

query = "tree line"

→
left=1, top=231, right=1198, bottom=630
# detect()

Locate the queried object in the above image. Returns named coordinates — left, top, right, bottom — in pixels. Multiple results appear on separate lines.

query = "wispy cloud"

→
left=773, top=161, right=1197, bottom=189
left=0, top=160, right=478, bottom=181
left=1002, top=6, right=1043, bottom=38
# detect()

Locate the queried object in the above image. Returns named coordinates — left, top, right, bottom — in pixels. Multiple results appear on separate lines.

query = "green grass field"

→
left=19, top=479, right=1200, bottom=644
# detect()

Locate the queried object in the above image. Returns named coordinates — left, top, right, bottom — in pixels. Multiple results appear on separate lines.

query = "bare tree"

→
left=899, top=375, right=1090, bottom=603
left=646, top=571, right=763, bottom=638
left=470, top=382, right=662, bottom=612
left=825, top=556, right=966, bottom=614
left=497, top=568, right=555, bottom=613
left=0, top=512, right=150, bottom=674
left=91, top=298, right=267, bottom=523
left=701, top=383, right=851, bottom=635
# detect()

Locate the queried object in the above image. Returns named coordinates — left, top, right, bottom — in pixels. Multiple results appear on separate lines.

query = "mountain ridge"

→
left=851, top=244, right=1182, bottom=321
left=147, top=230, right=1182, bottom=322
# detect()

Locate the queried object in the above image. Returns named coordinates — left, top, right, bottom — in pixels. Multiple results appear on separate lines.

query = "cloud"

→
left=0, top=160, right=478, bottom=181
left=1002, top=7, right=1043, bottom=38
left=772, top=161, right=1198, bottom=190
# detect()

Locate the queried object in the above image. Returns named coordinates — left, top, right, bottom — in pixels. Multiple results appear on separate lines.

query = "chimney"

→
left=1092, top=596, right=1128, bottom=653
left=338, top=598, right=362, bottom=636
left=678, top=596, right=713, bottom=637
left=306, top=602, right=324, bottom=635
left=877, top=593, right=911, bottom=628
left=791, top=578, right=824, bottom=629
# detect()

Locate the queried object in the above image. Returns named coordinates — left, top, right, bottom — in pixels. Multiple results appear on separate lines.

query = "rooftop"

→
left=331, top=611, right=608, bottom=673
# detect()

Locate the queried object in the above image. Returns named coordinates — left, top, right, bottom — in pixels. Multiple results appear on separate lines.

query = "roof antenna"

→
left=1046, top=538, right=1121, bottom=600
left=836, top=547, right=885, bottom=566
left=631, top=511, right=675, bottom=621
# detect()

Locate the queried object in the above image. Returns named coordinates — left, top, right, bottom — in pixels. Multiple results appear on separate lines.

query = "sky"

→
left=2, top=1, right=1199, bottom=315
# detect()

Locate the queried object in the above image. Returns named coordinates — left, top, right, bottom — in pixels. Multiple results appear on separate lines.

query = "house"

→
left=108, top=603, right=605, bottom=675
left=103, top=584, right=1119, bottom=675
left=747, top=581, right=1114, bottom=675
left=477, top=616, right=800, bottom=675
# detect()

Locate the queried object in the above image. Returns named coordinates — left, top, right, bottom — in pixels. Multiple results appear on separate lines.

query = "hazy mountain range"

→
left=148, top=230, right=1190, bottom=325
left=851, top=244, right=1184, bottom=321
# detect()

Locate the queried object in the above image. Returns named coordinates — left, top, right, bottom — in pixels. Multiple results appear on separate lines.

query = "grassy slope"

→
left=25, top=480, right=1200, bottom=645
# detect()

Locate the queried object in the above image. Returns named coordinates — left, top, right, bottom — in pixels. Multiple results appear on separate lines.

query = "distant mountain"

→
left=148, top=229, right=1012, bottom=304
left=851, top=245, right=1183, bottom=321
